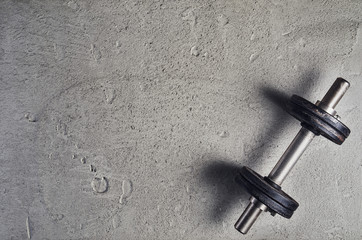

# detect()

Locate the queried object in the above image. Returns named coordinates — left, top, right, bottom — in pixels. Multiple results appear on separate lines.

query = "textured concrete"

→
left=1, top=1, right=362, bottom=239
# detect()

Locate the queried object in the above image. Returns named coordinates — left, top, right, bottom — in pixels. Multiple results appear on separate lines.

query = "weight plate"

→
left=287, top=95, right=350, bottom=145
left=236, top=167, right=299, bottom=218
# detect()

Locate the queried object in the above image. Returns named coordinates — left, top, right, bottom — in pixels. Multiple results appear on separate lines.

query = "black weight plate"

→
left=238, top=167, right=298, bottom=211
left=236, top=167, right=299, bottom=218
left=287, top=95, right=350, bottom=145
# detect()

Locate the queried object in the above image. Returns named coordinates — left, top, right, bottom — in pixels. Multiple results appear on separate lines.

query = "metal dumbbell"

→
left=234, top=78, right=351, bottom=234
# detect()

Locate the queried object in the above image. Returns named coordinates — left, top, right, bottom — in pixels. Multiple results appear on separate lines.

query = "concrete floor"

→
left=1, top=0, right=362, bottom=239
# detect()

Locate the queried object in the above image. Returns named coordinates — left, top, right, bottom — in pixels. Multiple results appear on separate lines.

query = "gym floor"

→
left=1, top=1, right=361, bottom=239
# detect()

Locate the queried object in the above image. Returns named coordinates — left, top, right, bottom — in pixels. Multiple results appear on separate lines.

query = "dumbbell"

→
left=234, top=78, right=351, bottom=234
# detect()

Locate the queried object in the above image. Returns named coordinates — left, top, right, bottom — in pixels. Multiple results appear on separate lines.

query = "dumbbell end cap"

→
left=235, top=202, right=263, bottom=234
left=320, top=78, right=350, bottom=109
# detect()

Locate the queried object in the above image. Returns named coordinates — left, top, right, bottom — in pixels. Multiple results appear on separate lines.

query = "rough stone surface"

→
left=1, top=1, right=362, bottom=239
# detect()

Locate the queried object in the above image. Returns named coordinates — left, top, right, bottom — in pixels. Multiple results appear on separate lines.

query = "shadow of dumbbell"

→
left=200, top=71, right=319, bottom=225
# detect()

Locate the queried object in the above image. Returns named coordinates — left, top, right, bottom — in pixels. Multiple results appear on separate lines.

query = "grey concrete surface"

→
left=1, top=0, right=362, bottom=239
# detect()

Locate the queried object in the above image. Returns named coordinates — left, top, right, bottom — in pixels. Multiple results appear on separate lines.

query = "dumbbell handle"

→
left=235, top=78, right=350, bottom=234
